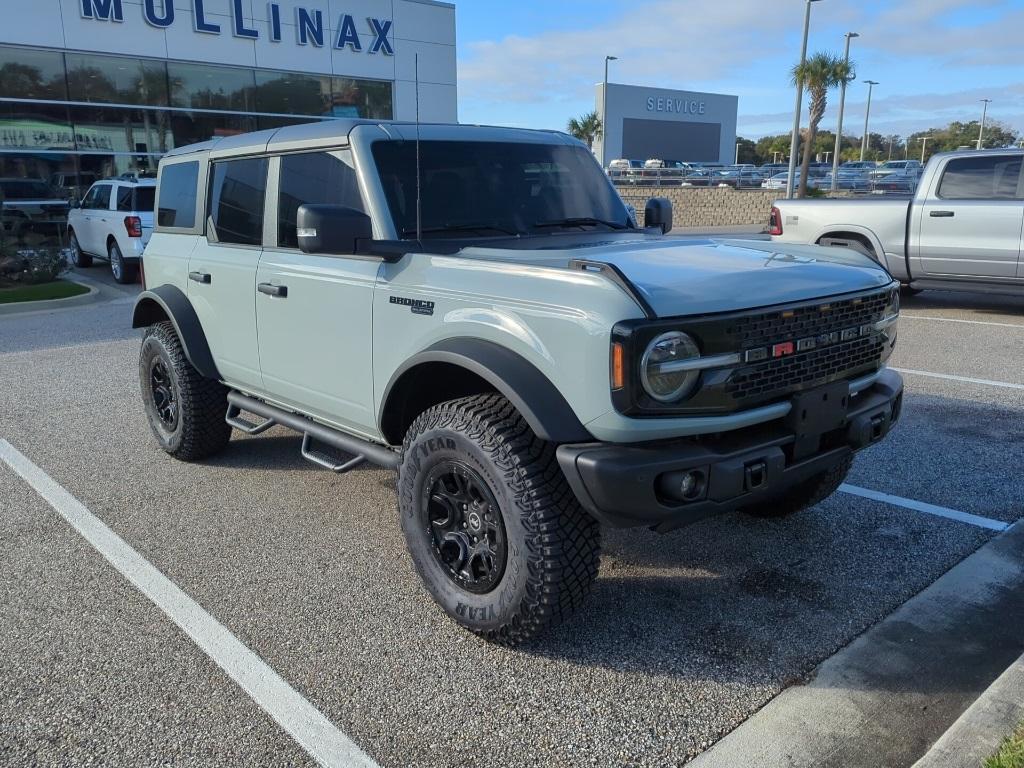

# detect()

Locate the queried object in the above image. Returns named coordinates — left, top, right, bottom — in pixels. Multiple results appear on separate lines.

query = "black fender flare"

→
left=132, top=285, right=220, bottom=380
left=380, top=337, right=593, bottom=444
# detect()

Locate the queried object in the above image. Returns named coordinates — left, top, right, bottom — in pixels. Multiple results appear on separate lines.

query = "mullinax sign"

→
left=80, top=0, right=394, bottom=55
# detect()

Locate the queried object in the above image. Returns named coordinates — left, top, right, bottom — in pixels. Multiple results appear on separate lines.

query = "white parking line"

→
left=891, top=368, right=1024, bottom=391
left=839, top=484, right=1011, bottom=532
left=0, top=438, right=379, bottom=768
left=901, top=314, right=1024, bottom=330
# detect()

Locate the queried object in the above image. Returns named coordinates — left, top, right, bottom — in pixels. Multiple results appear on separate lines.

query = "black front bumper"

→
left=557, top=368, right=903, bottom=532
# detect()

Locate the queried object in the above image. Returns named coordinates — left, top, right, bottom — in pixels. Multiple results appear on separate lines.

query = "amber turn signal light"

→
left=611, top=342, right=625, bottom=390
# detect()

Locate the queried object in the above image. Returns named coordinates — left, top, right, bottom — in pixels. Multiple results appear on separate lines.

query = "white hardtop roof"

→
left=162, top=120, right=578, bottom=161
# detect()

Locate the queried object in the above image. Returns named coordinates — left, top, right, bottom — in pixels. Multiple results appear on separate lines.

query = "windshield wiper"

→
left=533, top=217, right=630, bottom=231
left=400, top=222, right=519, bottom=237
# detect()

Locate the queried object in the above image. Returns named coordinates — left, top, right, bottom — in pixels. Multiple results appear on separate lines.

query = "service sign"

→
left=79, top=0, right=394, bottom=55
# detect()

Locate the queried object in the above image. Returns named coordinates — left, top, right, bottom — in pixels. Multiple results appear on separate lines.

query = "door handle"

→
left=929, top=210, right=955, bottom=217
left=258, top=282, right=287, bottom=298
left=188, top=271, right=212, bottom=284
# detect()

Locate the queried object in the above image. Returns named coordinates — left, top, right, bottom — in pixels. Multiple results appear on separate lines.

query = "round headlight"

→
left=641, top=331, right=701, bottom=403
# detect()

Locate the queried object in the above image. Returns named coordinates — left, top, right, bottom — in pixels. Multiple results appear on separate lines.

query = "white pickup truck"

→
left=770, top=149, right=1024, bottom=295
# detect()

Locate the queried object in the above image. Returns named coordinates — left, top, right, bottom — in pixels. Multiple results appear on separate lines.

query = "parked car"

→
left=607, top=158, right=643, bottom=184
left=0, top=178, right=70, bottom=238
left=769, top=149, right=1024, bottom=295
left=839, top=161, right=878, bottom=172
left=870, top=170, right=920, bottom=195
left=67, top=176, right=156, bottom=283
left=869, top=159, right=922, bottom=181
left=132, top=119, right=902, bottom=645
left=712, top=168, right=765, bottom=188
left=762, top=172, right=797, bottom=190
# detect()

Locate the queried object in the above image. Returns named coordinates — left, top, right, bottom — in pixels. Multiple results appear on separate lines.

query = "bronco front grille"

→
left=725, top=335, right=885, bottom=401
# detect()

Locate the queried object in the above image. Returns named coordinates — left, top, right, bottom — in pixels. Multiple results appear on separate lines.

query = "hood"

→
left=464, top=236, right=893, bottom=317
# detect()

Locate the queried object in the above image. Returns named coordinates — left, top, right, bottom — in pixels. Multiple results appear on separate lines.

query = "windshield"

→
left=373, top=140, right=633, bottom=240
left=1, top=180, right=55, bottom=199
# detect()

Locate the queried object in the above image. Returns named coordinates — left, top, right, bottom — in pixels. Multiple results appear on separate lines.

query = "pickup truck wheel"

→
left=139, top=321, right=231, bottom=461
left=739, top=455, right=853, bottom=519
left=398, top=393, right=601, bottom=645
left=69, top=230, right=92, bottom=268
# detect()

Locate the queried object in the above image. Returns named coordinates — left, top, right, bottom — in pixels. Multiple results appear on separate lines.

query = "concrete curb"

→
left=689, top=521, right=1024, bottom=768
left=0, top=279, right=99, bottom=316
left=912, top=652, right=1024, bottom=768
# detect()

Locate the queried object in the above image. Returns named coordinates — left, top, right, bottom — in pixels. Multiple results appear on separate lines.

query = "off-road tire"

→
left=398, top=394, right=601, bottom=645
left=139, top=321, right=231, bottom=461
left=739, top=455, right=853, bottom=519
left=109, top=240, right=138, bottom=284
left=69, top=230, right=92, bottom=268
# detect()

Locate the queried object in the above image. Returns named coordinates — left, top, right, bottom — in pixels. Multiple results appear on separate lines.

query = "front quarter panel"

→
left=373, top=252, right=645, bottom=435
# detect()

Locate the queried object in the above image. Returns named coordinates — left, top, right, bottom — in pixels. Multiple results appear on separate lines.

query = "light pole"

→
left=601, top=55, right=617, bottom=169
left=887, top=135, right=895, bottom=160
left=735, top=140, right=741, bottom=164
left=977, top=98, right=992, bottom=149
left=786, top=0, right=823, bottom=199
left=860, top=80, right=879, bottom=161
left=918, top=135, right=931, bottom=164
left=831, top=31, right=858, bottom=191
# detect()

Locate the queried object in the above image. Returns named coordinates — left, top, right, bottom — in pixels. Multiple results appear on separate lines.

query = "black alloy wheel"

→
left=422, top=460, right=507, bottom=593
left=149, top=357, right=178, bottom=431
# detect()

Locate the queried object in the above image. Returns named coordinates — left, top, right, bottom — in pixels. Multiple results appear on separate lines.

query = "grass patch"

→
left=0, top=279, right=89, bottom=305
left=987, top=722, right=1024, bottom=768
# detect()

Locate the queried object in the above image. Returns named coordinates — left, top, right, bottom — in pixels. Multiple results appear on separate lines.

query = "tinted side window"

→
left=277, top=150, right=364, bottom=248
left=209, top=158, right=268, bottom=246
left=80, top=186, right=100, bottom=209
left=938, top=156, right=1022, bottom=200
left=134, top=187, right=156, bottom=212
left=93, top=184, right=112, bottom=210
left=116, top=186, right=132, bottom=211
left=157, top=162, right=199, bottom=228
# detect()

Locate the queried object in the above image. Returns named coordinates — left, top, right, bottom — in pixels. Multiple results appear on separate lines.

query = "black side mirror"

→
left=297, top=204, right=372, bottom=255
left=645, top=197, right=673, bottom=234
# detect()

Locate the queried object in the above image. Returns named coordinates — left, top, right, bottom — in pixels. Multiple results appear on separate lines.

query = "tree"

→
left=735, top=137, right=759, bottom=164
left=566, top=111, right=603, bottom=150
left=791, top=52, right=855, bottom=196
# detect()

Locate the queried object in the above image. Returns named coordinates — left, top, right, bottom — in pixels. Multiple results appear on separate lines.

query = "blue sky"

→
left=455, top=0, right=1024, bottom=141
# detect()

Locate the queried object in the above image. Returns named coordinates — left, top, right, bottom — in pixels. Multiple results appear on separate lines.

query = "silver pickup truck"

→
left=770, top=149, right=1024, bottom=295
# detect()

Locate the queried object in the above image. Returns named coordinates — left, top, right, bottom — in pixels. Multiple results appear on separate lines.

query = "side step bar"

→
left=225, top=391, right=402, bottom=471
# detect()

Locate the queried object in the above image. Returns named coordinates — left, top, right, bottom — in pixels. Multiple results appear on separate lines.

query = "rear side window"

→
left=277, top=150, right=364, bottom=249
left=157, top=162, right=199, bottom=228
left=116, top=186, right=133, bottom=211
left=938, top=156, right=1022, bottom=200
left=208, top=157, right=268, bottom=246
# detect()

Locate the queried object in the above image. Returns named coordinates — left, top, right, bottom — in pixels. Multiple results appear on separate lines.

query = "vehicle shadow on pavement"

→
left=902, top=290, right=1024, bottom=317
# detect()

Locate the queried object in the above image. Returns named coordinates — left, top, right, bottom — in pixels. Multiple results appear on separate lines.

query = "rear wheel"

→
left=109, top=240, right=138, bottom=284
left=139, top=321, right=231, bottom=461
left=397, top=394, right=601, bottom=645
left=69, top=230, right=92, bottom=268
left=739, top=456, right=853, bottom=519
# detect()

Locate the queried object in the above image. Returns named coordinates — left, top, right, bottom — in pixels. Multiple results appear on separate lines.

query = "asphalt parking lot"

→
left=2, top=260, right=1023, bottom=767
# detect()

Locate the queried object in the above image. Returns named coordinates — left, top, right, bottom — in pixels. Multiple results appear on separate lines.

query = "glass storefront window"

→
left=65, top=53, right=169, bottom=107
left=68, top=105, right=173, bottom=155
left=328, top=78, right=392, bottom=119
left=0, top=46, right=67, bottom=101
left=0, top=102, right=74, bottom=151
left=255, top=71, right=333, bottom=116
left=168, top=63, right=256, bottom=113
left=168, top=112, right=257, bottom=148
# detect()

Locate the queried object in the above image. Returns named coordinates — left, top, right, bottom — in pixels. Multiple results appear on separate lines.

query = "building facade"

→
left=595, top=82, right=738, bottom=166
left=0, top=0, right=456, bottom=197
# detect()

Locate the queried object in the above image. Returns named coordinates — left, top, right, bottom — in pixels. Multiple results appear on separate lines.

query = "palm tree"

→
left=566, top=111, right=603, bottom=150
left=792, top=52, right=855, bottom=197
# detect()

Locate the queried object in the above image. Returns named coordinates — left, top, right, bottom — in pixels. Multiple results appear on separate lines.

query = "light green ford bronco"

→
left=133, top=119, right=903, bottom=644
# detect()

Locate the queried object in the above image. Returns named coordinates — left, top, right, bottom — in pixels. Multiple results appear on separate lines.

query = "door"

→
left=918, top=154, right=1023, bottom=278
left=78, top=183, right=112, bottom=254
left=255, top=150, right=380, bottom=437
left=187, top=156, right=268, bottom=392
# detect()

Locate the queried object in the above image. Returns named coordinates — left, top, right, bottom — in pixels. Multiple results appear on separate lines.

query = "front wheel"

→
left=139, top=321, right=231, bottom=461
left=398, top=394, right=601, bottom=645
left=739, top=456, right=853, bottom=519
left=69, top=230, right=92, bottom=268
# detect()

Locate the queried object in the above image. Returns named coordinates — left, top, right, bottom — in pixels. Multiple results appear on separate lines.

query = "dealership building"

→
left=595, top=82, right=738, bottom=165
left=0, top=0, right=456, bottom=196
